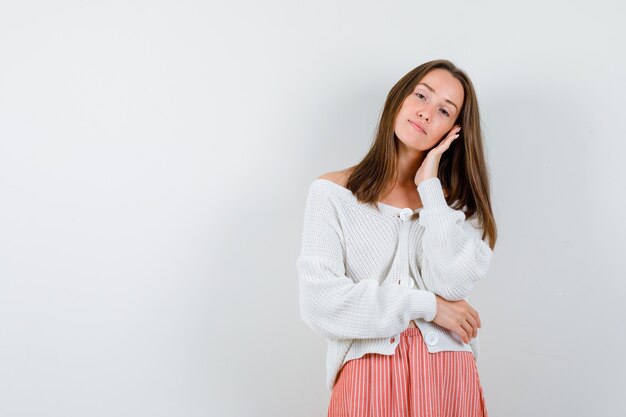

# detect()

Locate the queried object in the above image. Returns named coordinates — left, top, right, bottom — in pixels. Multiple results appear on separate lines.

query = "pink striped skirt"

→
left=328, top=327, right=488, bottom=417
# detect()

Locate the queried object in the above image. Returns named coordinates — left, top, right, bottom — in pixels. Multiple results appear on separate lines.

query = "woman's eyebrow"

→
left=417, top=82, right=459, bottom=112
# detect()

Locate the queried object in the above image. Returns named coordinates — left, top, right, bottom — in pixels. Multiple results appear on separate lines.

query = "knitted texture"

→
left=296, top=176, right=494, bottom=391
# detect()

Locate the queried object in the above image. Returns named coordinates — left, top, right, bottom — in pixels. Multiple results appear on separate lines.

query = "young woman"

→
left=296, top=59, right=497, bottom=416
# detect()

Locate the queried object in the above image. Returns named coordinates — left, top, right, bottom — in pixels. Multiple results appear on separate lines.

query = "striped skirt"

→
left=328, top=327, right=488, bottom=417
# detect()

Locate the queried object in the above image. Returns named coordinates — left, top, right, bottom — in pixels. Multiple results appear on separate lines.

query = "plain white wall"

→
left=1, top=0, right=624, bottom=416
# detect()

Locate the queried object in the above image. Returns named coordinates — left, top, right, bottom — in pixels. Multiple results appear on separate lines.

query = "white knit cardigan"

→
left=296, top=176, right=494, bottom=391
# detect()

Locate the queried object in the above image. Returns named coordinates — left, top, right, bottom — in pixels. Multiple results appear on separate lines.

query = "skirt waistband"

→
left=400, top=327, right=421, bottom=336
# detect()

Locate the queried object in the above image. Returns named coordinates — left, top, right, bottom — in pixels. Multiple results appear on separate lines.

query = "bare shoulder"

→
left=317, top=168, right=353, bottom=188
left=317, top=169, right=450, bottom=197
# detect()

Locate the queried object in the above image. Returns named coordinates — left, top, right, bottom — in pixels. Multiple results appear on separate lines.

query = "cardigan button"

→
left=424, top=332, right=439, bottom=345
left=390, top=337, right=395, bottom=343
left=399, top=208, right=413, bottom=221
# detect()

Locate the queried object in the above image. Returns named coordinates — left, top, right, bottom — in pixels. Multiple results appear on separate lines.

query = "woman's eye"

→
left=416, top=92, right=450, bottom=117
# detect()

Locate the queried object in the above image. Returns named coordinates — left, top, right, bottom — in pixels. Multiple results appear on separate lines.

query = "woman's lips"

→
left=409, top=120, right=426, bottom=134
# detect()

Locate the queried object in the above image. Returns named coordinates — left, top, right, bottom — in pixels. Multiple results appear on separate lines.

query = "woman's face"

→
left=394, top=68, right=465, bottom=151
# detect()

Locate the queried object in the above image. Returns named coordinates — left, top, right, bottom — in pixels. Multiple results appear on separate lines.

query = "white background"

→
left=1, top=1, right=625, bottom=416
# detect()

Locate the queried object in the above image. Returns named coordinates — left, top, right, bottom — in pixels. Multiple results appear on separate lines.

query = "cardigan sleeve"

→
left=416, top=177, right=494, bottom=301
left=296, top=181, right=438, bottom=341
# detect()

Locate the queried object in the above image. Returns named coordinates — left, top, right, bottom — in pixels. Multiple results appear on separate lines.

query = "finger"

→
left=441, top=134, right=459, bottom=148
left=467, top=309, right=480, bottom=337
left=469, top=308, right=481, bottom=329
left=465, top=315, right=479, bottom=338
left=468, top=317, right=478, bottom=339
left=459, top=322, right=473, bottom=343
left=456, top=327, right=469, bottom=344
left=436, top=134, right=457, bottom=151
